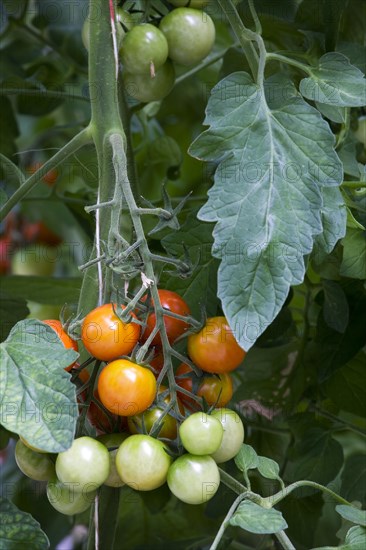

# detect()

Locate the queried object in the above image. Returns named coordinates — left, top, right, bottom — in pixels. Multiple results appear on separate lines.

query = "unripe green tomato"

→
left=19, top=435, right=48, bottom=454
left=11, top=246, right=56, bottom=276
left=179, top=412, right=223, bottom=455
left=167, top=454, right=220, bottom=504
left=97, top=433, right=128, bottom=488
left=168, top=0, right=209, bottom=7
left=55, top=436, right=110, bottom=492
left=120, top=24, right=168, bottom=75
left=210, top=408, right=245, bottom=463
left=160, top=8, right=215, bottom=66
left=26, top=301, right=62, bottom=320
left=15, top=440, right=55, bottom=481
left=47, top=479, right=96, bottom=516
left=123, top=60, right=175, bottom=103
left=115, top=434, right=172, bottom=491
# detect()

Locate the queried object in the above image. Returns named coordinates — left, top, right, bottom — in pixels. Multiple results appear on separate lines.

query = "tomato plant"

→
left=142, top=289, right=191, bottom=346
left=176, top=362, right=233, bottom=409
left=210, top=408, right=245, bottom=464
left=55, top=436, right=110, bottom=492
left=115, top=434, right=172, bottom=491
left=187, top=316, right=246, bottom=373
left=97, top=359, right=157, bottom=416
left=159, top=7, right=216, bottom=66
left=120, top=24, right=169, bottom=75
left=82, top=304, right=140, bottom=361
left=15, top=440, right=55, bottom=481
left=1, top=1, right=366, bottom=548
left=167, top=454, right=220, bottom=504
left=179, top=411, right=223, bottom=455
left=128, top=385, right=184, bottom=439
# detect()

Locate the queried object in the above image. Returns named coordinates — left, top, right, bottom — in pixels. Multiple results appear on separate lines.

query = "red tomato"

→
left=141, top=290, right=190, bottom=346
left=82, top=304, right=141, bottom=362
left=0, top=237, right=11, bottom=274
left=98, top=359, right=156, bottom=417
left=187, top=316, right=246, bottom=374
left=26, top=162, right=58, bottom=186
left=22, top=220, right=62, bottom=247
left=43, top=320, right=78, bottom=371
left=176, top=363, right=233, bottom=409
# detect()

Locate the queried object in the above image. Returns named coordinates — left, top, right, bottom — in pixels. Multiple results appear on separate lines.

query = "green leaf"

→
left=0, top=294, right=29, bottom=342
left=300, top=53, right=366, bottom=107
left=312, top=187, right=347, bottom=264
left=0, top=497, right=49, bottom=549
left=326, top=353, right=366, bottom=417
left=234, top=444, right=258, bottom=472
left=0, top=276, right=81, bottom=305
left=0, top=153, right=25, bottom=188
left=322, top=280, right=349, bottom=333
left=336, top=506, right=366, bottom=527
left=316, top=102, right=347, bottom=123
left=256, top=456, right=281, bottom=480
left=230, top=500, right=287, bottom=534
left=0, top=319, right=78, bottom=452
left=280, top=492, right=324, bottom=550
left=341, top=455, right=366, bottom=507
left=340, top=229, right=366, bottom=279
left=347, top=208, right=365, bottom=231
left=287, top=424, right=344, bottom=485
left=0, top=96, right=19, bottom=159
left=161, top=210, right=219, bottom=318
left=345, top=526, right=366, bottom=546
left=189, top=72, right=343, bottom=351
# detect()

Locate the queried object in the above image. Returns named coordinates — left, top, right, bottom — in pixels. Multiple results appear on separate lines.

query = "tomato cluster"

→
left=111, top=5, right=216, bottom=103
left=17, top=288, right=248, bottom=513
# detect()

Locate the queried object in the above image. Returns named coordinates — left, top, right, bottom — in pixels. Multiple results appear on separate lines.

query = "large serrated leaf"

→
left=230, top=500, right=287, bottom=534
left=189, top=72, right=343, bottom=350
left=300, top=53, right=366, bottom=107
left=0, top=497, right=49, bottom=550
left=340, top=229, right=366, bottom=279
left=0, top=319, right=78, bottom=452
left=312, top=187, right=347, bottom=264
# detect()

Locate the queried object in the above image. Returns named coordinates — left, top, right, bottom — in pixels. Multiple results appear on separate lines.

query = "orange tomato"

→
left=176, top=363, right=233, bottom=409
left=81, top=304, right=140, bottom=362
left=98, top=359, right=156, bottom=417
left=187, top=316, right=245, bottom=374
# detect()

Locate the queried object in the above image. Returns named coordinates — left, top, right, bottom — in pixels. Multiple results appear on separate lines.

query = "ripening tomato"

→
left=187, top=316, right=245, bottom=374
left=26, top=162, right=58, bottom=186
left=0, top=236, right=11, bottom=274
left=176, top=363, right=233, bottom=410
left=98, top=359, right=157, bottom=417
left=82, top=303, right=140, bottom=362
left=22, top=220, right=62, bottom=246
left=43, top=320, right=79, bottom=371
left=142, top=290, right=190, bottom=346
left=210, top=408, right=245, bottom=464
left=128, top=385, right=184, bottom=440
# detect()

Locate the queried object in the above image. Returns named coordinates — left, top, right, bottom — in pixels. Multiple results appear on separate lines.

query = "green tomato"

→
left=55, top=437, right=110, bottom=492
left=97, top=433, right=128, bottom=488
left=210, top=408, right=245, bottom=463
left=168, top=0, right=209, bottom=7
left=11, top=246, right=56, bottom=276
left=120, top=24, right=168, bottom=75
left=26, top=301, right=62, bottom=320
left=123, top=60, right=175, bottom=103
left=15, top=440, right=55, bottom=481
left=115, top=434, right=172, bottom=491
left=167, top=454, right=220, bottom=504
left=47, top=479, right=96, bottom=516
left=160, top=8, right=215, bottom=66
left=179, top=412, right=223, bottom=455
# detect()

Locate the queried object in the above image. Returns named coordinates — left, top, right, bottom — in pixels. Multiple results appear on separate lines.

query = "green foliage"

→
left=0, top=497, right=49, bottom=549
left=0, top=320, right=78, bottom=452
left=230, top=500, right=288, bottom=534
